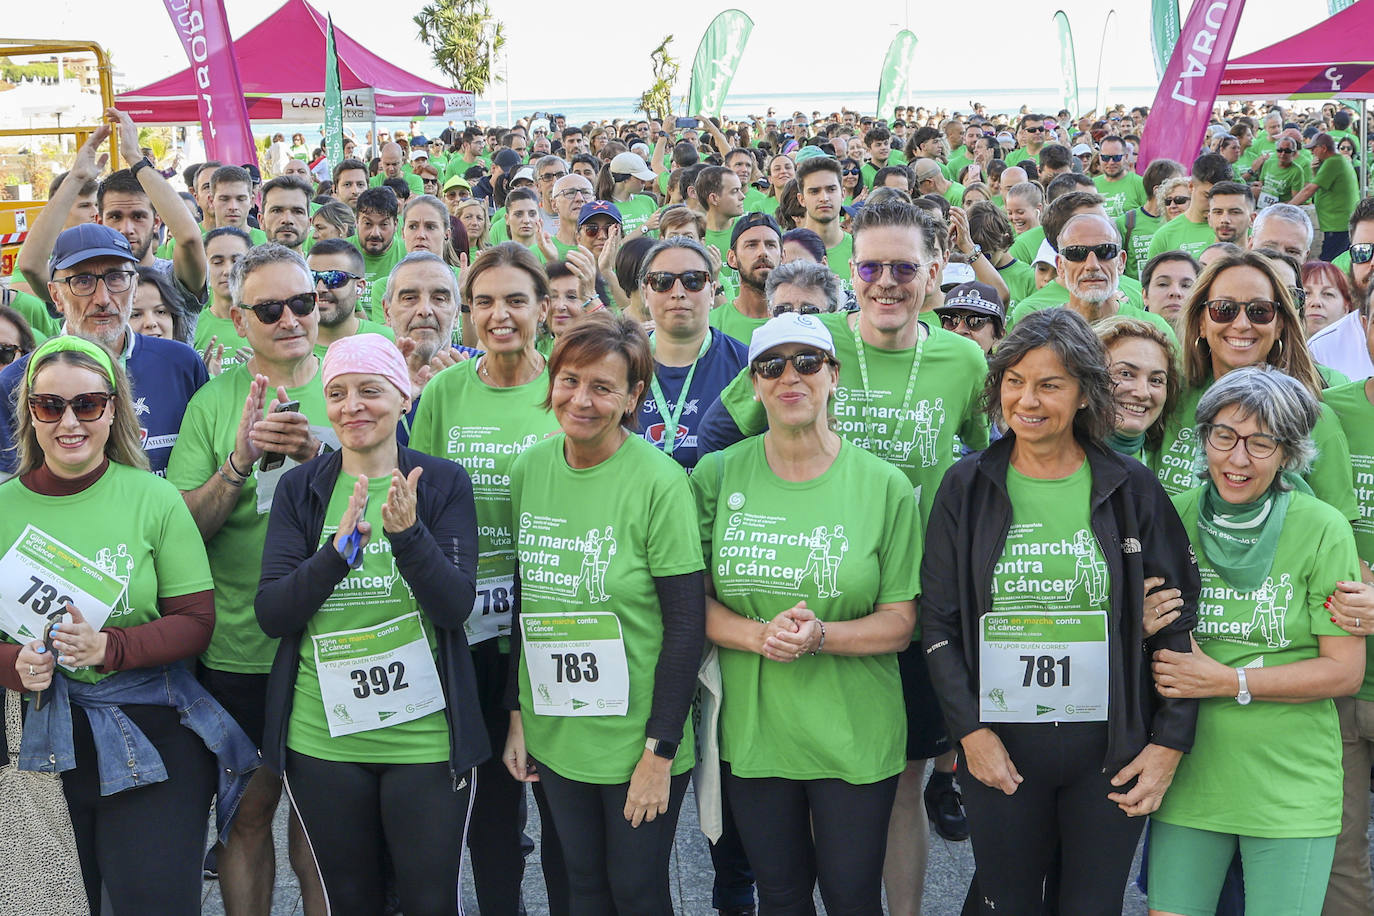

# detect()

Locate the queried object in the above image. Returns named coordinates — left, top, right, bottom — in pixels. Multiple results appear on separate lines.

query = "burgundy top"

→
left=0, top=460, right=214, bottom=692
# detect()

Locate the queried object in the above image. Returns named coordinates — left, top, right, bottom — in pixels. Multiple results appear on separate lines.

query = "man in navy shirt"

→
left=0, top=223, right=208, bottom=477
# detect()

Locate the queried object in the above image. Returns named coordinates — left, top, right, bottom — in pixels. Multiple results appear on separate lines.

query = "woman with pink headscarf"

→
left=256, top=335, right=485, bottom=916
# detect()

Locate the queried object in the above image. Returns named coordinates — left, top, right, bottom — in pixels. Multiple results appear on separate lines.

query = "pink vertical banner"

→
left=161, top=0, right=258, bottom=166
left=1136, top=0, right=1248, bottom=174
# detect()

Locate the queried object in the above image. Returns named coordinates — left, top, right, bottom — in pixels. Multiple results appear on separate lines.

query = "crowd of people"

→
left=0, top=95, right=1372, bottom=916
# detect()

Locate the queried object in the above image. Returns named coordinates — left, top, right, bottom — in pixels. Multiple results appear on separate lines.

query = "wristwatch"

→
left=1234, top=667, right=1252, bottom=705
left=645, top=737, right=678, bottom=759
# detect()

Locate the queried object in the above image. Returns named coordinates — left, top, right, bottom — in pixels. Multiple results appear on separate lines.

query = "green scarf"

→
left=1106, top=429, right=1146, bottom=458
left=1196, top=473, right=1310, bottom=592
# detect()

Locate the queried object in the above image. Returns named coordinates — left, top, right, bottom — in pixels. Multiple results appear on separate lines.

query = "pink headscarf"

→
left=322, top=335, right=412, bottom=403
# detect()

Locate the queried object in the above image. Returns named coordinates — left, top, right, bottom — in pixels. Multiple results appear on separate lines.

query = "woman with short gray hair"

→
left=1147, top=365, right=1363, bottom=916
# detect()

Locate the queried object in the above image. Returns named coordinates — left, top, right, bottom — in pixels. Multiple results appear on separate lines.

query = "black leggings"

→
left=537, top=762, right=690, bottom=916
left=285, top=750, right=475, bottom=916
left=724, top=763, right=898, bottom=916
left=466, top=642, right=570, bottom=914
left=62, top=704, right=217, bottom=916
left=959, top=722, right=1144, bottom=916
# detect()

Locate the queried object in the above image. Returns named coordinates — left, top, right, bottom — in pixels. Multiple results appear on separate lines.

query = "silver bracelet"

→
left=810, top=619, right=826, bottom=655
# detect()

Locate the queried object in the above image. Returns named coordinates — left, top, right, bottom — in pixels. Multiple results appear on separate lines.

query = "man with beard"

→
left=307, top=239, right=395, bottom=358
left=697, top=166, right=746, bottom=265
left=796, top=156, right=853, bottom=282
left=711, top=212, right=783, bottom=343
left=259, top=176, right=313, bottom=252
left=369, top=142, right=423, bottom=196
left=1005, top=114, right=1048, bottom=167
left=379, top=252, right=463, bottom=416
left=1205, top=181, right=1255, bottom=246
left=0, top=222, right=208, bottom=477
left=350, top=187, right=407, bottom=318
left=19, top=112, right=206, bottom=340
left=1092, top=136, right=1148, bottom=218
left=1147, top=152, right=1234, bottom=260
left=331, top=158, right=371, bottom=212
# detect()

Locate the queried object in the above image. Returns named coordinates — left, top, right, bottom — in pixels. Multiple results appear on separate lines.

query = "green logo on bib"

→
left=571, top=698, right=588, bottom=710
left=378, top=709, right=399, bottom=721
left=1036, top=704, right=1055, bottom=716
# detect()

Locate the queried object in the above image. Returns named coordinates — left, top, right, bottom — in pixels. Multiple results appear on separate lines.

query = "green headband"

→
left=26, top=336, right=118, bottom=389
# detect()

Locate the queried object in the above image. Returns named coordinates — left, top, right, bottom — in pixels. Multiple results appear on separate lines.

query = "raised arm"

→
left=17, top=126, right=110, bottom=297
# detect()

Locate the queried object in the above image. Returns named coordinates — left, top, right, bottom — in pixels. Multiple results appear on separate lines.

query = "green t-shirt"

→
left=313, top=318, right=396, bottom=359
left=1145, top=213, right=1217, bottom=261
left=948, top=147, right=973, bottom=180
left=1155, top=486, right=1354, bottom=838
left=1313, top=154, right=1359, bottom=233
left=942, top=182, right=966, bottom=208
left=996, top=258, right=1038, bottom=309
left=1315, top=379, right=1374, bottom=700
left=287, top=473, right=448, bottom=763
left=157, top=226, right=267, bottom=261
left=1006, top=281, right=1169, bottom=345
left=614, top=194, right=658, bottom=236
left=1117, top=208, right=1165, bottom=281
left=0, top=463, right=213, bottom=685
left=1093, top=173, right=1148, bottom=219
left=369, top=172, right=424, bottom=197
left=408, top=360, right=559, bottom=646
left=1005, top=148, right=1031, bottom=167
left=166, top=362, right=338, bottom=673
left=707, top=302, right=769, bottom=345
left=1333, top=249, right=1352, bottom=272
left=1255, top=158, right=1308, bottom=207
left=860, top=152, right=908, bottom=188
left=348, top=234, right=408, bottom=319
left=1150, top=383, right=1359, bottom=522
left=510, top=433, right=703, bottom=783
left=691, top=437, right=918, bottom=783
left=704, top=222, right=737, bottom=268
left=6, top=289, right=60, bottom=341
left=992, top=461, right=1110, bottom=618
left=1008, top=226, right=1046, bottom=265
left=826, top=232, right=854, bottom=282
left=192, top=311, right=252, bottom=368
left=716, top=313, right=988, bottom=527
left=742, top=187, right=773, bottom=214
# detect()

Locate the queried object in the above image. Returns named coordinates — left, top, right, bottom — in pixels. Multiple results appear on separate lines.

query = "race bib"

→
left=1257, top=191, right=1279, bottom=210
left=0, top=525, right=126, bottom=643
left=466, top=574, right=514, bottom=645
left=313, top=611, right=446, bottom=737
left=521, top=612, right=629, bottom=717
left=978, top=611, right=1109, bottom=723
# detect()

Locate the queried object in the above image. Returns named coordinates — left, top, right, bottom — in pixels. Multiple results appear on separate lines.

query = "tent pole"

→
left=1362, top=99, right=1368, bottom=197
left=371, top=102, right=378, bottom=162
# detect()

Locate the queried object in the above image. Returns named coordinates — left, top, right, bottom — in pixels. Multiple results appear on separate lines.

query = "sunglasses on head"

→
left=1060, top=243, right=1121, bottom=262
left=1205, top=298, right=1278, bottom=325
left=28, top=391, right=114, bottom=424
left=751, top=350, right=834, bottom=379
left=644, top=270, right=711, bottom=293
left=940, top=313, right=996, bottom=332
left=0, top=343, right=29, bottom=366
left=772, top=304, right=822, bottom=317
left=854, top=260, right=922, bottom=283
left=1164, top=196, right=1191, bottom=207
left=1350, top=243, right=1374, bottom=265
left=244, top=292, right=318, bottom=324
left=312, top=270, right=361, bottom=290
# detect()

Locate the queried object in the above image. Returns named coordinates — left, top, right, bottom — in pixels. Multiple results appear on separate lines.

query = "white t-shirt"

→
left=1309, top=310, right=1374, bottom=381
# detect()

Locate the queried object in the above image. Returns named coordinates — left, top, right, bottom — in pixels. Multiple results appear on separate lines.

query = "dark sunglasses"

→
left=581, top=223, right=618, bottom=238
left=312, top=270, right=361, bottom=290
left=245, top=292, right=318, bottom=324
left=841, top=168, right=861, bottom=176
left=1205, top=298, right=1278, bottom=325
left=644, top=270, right=711, bottom=293
left=1024, top=126, right=1046, bottom=133
left=1060, top=243, right=1121, bottom=262
left=1350, top=243, right=1374, bottom=265
left=772, top=304, right=823, bottom=317
left=1099, top=154, right=1125, bottom=162
left=0, top=343, right=29, bottom=366
left=854, top=260, right=922, bottom=283
left=940, top=313, right=996, bottom=332
left=1164, top=196, right=1191, bottom=207
left=751, top=351, right=834, bottom=379
left=28, top=391, right=114, bottom=424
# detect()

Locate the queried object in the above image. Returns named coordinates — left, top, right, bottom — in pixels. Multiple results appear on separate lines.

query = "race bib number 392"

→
left=521, top=612, right=630, bottom=717
left=978, top=611, right=1109, bottom=723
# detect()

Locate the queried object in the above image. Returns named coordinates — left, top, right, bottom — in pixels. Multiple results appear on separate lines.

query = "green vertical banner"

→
left=875, top=30, right=919, bottom=120
left=1094, top=9, right=1118, bottom=115
left=1053, top=10, right=1080, bottom=118
left=324, top=14, right=344, bottom=167
left=686, top=10, right=754, bottom=118
left=1150, top=0, right=1181, bottom=80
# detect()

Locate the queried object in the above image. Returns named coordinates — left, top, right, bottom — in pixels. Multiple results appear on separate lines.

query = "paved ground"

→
left=196, top=782, right=1374, bottom=915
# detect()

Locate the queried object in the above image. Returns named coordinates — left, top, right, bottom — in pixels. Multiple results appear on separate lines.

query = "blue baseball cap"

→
left=48, top=223, right=137, bottom=279
left=577, top=200, right=623, bottom=227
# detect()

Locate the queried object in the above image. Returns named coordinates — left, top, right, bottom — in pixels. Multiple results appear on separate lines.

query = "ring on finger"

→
left=28, top=665, right=35, bottom=676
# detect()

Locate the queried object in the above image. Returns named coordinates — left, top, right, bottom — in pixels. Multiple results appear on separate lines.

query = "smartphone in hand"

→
left=259, top=399, right=301, bottom=472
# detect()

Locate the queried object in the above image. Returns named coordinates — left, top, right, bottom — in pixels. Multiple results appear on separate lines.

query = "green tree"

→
left=637, top=36, right=679, bottom=123
left=413, top=0, right=506, bottom=95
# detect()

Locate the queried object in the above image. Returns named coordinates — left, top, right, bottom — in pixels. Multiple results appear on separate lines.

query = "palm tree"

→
left=637, top=36, right=679, bottom=123
left=414, top=0, right=506, bottom=95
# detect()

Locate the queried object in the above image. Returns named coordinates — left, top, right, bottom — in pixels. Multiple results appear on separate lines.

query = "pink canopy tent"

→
left=1218, top=0, right=1374, bottom=99
left=115, top=0, right=473, bottom=124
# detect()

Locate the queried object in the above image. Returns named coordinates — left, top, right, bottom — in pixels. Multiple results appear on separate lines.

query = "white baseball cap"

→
left=610, top=151, right=656, bottom=181
left=1033, top=239, right=1059, bottom=269
left=1071, top=143, right=1094, bottom=157
left=747, top=312, right=836, bottom=363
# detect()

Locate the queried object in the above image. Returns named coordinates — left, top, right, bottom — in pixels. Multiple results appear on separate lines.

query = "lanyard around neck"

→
left=648, top=331, right=712, bottom=457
